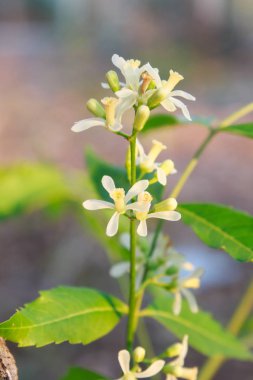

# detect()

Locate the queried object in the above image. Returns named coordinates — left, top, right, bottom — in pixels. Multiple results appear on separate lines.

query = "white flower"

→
left=145, top=66, right=196, bottom=120
left=172, top=268, right=204, bottom=315
left=135, top=192, right=181, bottom=237
left=103, top=54, right=158, bottom=110
left=71, top=96, right=130, bottom=133
left=166, top=336, right=198, bottom=380
left=83, top=176, right=149, bottom=237
left=136, top=139, right=177, bottom=186
left=115, top=349, right=165, bottom=380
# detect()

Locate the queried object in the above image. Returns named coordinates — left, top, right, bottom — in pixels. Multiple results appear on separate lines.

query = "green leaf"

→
left=0, top=287, right=127, bottom=347
left=61, top=367, right=108, bottom=380
left=142, top=114, right=178, bottom=133
left=220, top=123, right=253, bottom=139
left=85, top=149, right=164, bottom=203
left=0, top=163, right=74, bottom=220
left=142, top=296, right=252, bottom=359
left=178, top=203, right=253, bottom=262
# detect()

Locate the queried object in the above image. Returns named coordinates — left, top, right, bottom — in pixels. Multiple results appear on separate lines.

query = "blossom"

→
left=145, top=66, right=196, bottom=120
left=135, top=192, right=181, bottom=237
left=172, top=268, right=203, bottom=315
left=136, top=139, right=176, bottom=185
left=166, top=336, right=198, bottom=380
left=103, top=54, right=158, bottom=110
left=115, top=348, right=165, bottom=380
left=71, top=96, right=130, bottom=133
left=83, top=176, right=149, bottom=237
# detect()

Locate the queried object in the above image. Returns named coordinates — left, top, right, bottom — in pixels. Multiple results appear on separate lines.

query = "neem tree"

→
left=0, top=54, right=252, bottom=380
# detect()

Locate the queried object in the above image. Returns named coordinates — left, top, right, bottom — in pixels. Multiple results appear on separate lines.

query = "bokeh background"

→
left=0, top=1, right=252, bottom=379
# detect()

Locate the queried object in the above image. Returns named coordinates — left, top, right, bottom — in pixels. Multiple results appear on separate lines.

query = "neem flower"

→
left=135, top=192, right=181, bottom=237
left=115, top=348, right=165, bottom=380
left=83, top=176, right=149, bottom=237
left=166, top=336, right=198, bottom=380
left=136, top=139, right=177, bottom=185
left=146, top=66, right=196, bottom=120
left=71, top=96, right=130, bottom=133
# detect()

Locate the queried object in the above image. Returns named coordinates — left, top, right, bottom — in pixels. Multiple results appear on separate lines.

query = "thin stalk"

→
left=199, top=279, right=253, bottom=380
left=219, top=102, right=253, bottom=127
left=126, top=136, right=137, bottom=352
left=170, top=129, right=217, bottom=199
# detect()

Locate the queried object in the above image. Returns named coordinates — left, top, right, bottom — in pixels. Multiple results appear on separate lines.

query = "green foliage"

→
left=85, top=149, right=164, bottom=203
left=179, top=203, right=253, bottom=262
left=142, top=114, right=179, bottom=133
left=0, top=287, right=127, bottom=347
left=0, top=163, right=75, bottom=220
left=143, top=296, right=252, bottom=359
left=220, top=123, right=253, bottom=139
left=61, top=367, right=108, bottom=380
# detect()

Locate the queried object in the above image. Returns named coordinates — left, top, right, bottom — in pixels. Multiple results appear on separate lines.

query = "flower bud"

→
left=105, top=70, right=120, bottom=92
left=148, top=88, right=168, bottom=109
left=133, top=346, right=146, bottom=363
left=86, top=98, right=106, bottom=118
left=154, top=198, right=178, bottom=212
left=165, top=343, right=183, bottom=358
left=133, top=105, right=150, bottom=132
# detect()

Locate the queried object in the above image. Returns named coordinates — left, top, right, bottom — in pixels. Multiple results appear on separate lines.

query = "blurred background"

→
left=0, top=0, right=252, bottom=379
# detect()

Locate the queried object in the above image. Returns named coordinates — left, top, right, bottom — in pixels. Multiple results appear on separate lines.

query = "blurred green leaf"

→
left=61, top=367, right=108, bottom=380
left=142, top=114, right=179, bottom=133
left=179, top=203, right=253, bottom=262
left=0, top=163, right=75, bottom=220
left=142, top=296, right=252, bottom=359
left=220, top=123, right=253, bottom=139
left=0, top=287, right=127, bottom=347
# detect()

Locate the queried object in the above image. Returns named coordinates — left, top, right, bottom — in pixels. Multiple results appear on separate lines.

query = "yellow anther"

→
left=164, top=70, right=184, bottom=92
left=133, top=346, right=146, bottom=363
left=136, top=191, right=152, bottom=221
left=183, top=278, right=200, bottom=289
left=110, top=188, right=126, bottom=213
left=101, top=97, right=118, bottom=127
left=127, top=59, right=141, bottom=68
left=174, top=366, right=198, bottom=380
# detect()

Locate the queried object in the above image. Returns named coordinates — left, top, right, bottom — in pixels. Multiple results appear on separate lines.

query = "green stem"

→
left=199, top=279, right=253, bottom=380
left=126, top=136, right=137, bottom=352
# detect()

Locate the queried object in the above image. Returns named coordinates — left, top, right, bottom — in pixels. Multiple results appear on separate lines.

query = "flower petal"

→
left=83, top=199, right=114, bottom=210
left=106, top=212, right=120, bottom=237
left=146, top=211, right=181, bottom=221
left=137, top=220, right=148, bottom=237
left=110, top=261, right=130, bottom=278
left=135, top=360, right=165, bottom=378
left=161, top=99, right=177, bottom=112
left=125, top=180, right=149, bottom=203
left=112, top=54, right=126, bottom=71
left=101, top=82, right=110, bottom=89
left=181, top=288, right=199, bottom=313
left=116, top=88, right=135, bottom=98
left=170, top=90, right=196, bottom=101
left=118, top=349, right=130, bottom=374
left=170, top=97, right=192, bottom=121
left=71, top=118, right=105, bottom=132
left=142, top=63, right=162, bottom=88
left=173, top=291, right=182, bottom=315
left=126, top=201, right=149, bottom=212
left=102, top=175, right=115, bottom=193
left=157, top=168, right=167, bottom=186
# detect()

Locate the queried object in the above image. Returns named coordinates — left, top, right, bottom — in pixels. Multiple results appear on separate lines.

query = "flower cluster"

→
left=115, top=336, right=197, bottom=380
left=83, top=175, right=180, bottom=237
left=72, top=54, right=195, bottom=134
